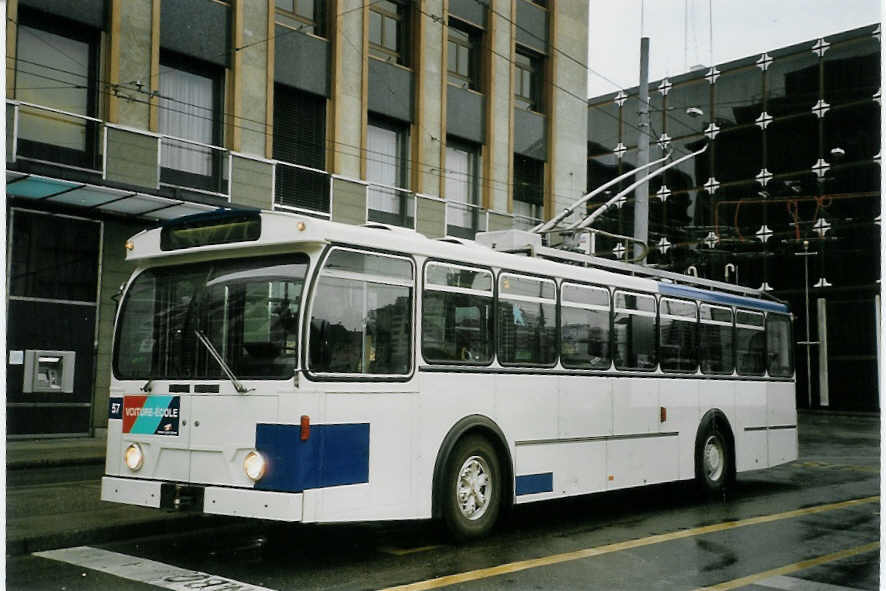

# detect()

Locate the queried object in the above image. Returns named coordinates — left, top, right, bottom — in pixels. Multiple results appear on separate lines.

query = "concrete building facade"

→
left=5, top=0, right=589, bottom=438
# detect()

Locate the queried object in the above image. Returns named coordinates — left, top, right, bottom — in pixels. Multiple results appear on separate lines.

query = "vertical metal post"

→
left=876, top=294, right=881, bottom=410
left=633, top=37, right=650, bottom=263
left=817, top=297, right=829, bottom=407
left=803, top=240, right=812, bottom=408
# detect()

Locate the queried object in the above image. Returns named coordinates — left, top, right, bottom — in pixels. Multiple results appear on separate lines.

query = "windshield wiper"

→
left=194, top=329, right=252, bottom=394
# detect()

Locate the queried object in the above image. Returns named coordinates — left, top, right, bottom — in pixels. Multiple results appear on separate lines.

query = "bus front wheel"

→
left=442, top=434, right=502, bottom=541
left=694, top=418, right=732, bottom=494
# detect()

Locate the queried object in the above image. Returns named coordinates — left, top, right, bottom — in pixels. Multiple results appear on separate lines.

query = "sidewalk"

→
left=6, top=435, right=235, bottom=556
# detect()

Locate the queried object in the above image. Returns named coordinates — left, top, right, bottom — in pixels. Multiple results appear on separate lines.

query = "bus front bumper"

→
left=101, top=476, right=304, bottom=521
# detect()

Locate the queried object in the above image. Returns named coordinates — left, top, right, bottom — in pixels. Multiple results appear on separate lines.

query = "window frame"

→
left=444, top=137, right=483, bottom=238
left=559, top=281, right=612, bottom=371
left=421, top=259, right=495, bottom=367
left=735, top=308, right=766, bottom=377
left=658, top=296, right=699, bottom=374
left=305, top=245, right=416, bottom=382
left=611, top=289, right=658, bottom=372
left=157, top=50, right=225, bottom=192
left=496, top=271, right=558, bottom=368
left=698, top=303, right=735, bottom=375
left=14, top=8, right=101, bottom=169
left=766, top=312, right=795, bottom=378
left=369, top=0, right=410, bottom=66
left=447, top=18, right=481, bottom=90
left=275, top=0, right=326, bottom=37
left=366, top=116, right=412, bottom=226
left=514, top=48, right=542, bottom=112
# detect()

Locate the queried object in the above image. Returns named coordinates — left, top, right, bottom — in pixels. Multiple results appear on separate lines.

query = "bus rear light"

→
left=124, top=443, right=144, bottom=471
left=244, top=451, right=266, bottom=481
left=300, top=415, right=310, bottom=441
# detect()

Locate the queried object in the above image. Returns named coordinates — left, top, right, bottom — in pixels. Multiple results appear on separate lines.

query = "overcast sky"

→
left=587, top=0, right=882, bottom=97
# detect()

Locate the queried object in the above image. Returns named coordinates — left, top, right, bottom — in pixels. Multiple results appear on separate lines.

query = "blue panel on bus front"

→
left=254, top=423, right=370, bottom=492
left=658, top=283, right=789, bottom=313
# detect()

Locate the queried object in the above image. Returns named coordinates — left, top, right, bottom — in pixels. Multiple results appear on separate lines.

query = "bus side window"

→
left=497, top=274, right=557, bottom=366
left=658, top=297, right=697, bottom=373
left=308, top=248, right=414, bottom=376
left=422, top=263, right=494, bottom=364
left=612, top=291, right=656, bottom=371
left=700, top=304, right=734, bottom=374
left=735, top=309, right=766, bottom=376
left=766, top=313, right=794, bottom=377
left=560, top=283, right=610, bottom=370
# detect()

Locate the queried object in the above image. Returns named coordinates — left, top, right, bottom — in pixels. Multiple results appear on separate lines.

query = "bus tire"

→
left=694, top=416, right=732, bottom=495
left=441, top=434, right=502, bottom=541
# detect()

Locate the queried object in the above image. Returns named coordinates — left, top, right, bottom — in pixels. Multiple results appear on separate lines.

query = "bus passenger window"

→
left=735, top=310, right=766, bottom=376
left=497, top=274, right=556, bottom=366
left=422, top=263, right=493, bottom=364
left=700, top=304, right=733, bottom=374
left=659, top=298, right=697, bottom=373
left=309, top=249, right=413, bottom=376
left=560, top=283, right=610, bottom=369
left=612, top=291, right=657, bottom=370
left=766, top=314, right=794, bottom=377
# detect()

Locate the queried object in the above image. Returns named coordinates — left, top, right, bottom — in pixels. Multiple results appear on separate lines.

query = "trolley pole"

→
left=633, top=36, right=651, bottom=263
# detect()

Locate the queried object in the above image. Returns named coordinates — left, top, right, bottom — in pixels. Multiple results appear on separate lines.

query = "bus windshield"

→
left=114, top=254, right=309, bottom=380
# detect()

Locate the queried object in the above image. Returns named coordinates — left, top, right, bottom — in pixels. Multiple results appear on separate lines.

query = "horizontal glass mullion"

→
left=424, top=284, right=492, bottom=297
left=500, top=293, right=556, bottom=305
left=561, top=302, right=610, bottom=313
left=321, top=269, right=413, bottom=288
left=613, top=308, right=657, bottom=318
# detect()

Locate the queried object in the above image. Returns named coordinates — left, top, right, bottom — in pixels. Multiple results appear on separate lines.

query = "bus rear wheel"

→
left=442, top=435, right=502, bottom=541
left=695, top=419, right=732, bottom=495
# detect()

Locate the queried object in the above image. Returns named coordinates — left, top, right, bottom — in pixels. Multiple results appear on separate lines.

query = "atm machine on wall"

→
left=21, top=350, right=76, bottom=394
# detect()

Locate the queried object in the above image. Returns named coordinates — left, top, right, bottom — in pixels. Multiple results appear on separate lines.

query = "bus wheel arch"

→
left=432, top=415, right=513, bottom=538
left=694, top=409, right=736, bottom=494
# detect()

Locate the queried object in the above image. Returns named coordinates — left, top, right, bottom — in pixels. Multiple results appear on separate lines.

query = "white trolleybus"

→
left=102, top=207, right=797, bottom=540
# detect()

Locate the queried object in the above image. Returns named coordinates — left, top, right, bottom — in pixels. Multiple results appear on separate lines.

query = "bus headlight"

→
left=244, top=451, right=266, bottom=481
left=124, top=443, right=144, bottom=471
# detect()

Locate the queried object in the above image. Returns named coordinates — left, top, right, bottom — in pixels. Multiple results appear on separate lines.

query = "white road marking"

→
left=755, top=575, right=870, bottom=591
left=34, top=546, right=275, bottom=591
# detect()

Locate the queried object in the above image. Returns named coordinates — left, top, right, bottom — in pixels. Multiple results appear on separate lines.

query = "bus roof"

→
left=126, top=209, right=787, bottom=313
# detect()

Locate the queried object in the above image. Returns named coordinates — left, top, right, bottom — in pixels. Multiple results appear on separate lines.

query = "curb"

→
left=7, top=456, right=105, bottom=471
left=7, top=514, right=237, bottom=557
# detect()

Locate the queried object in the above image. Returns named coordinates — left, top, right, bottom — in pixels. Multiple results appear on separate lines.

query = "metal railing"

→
left=272, top=159, right=331, bottom=218
left=446, top=200, right=487, bottom=238
left=7, top=99, right=104, bottom=173
left=367, top=181, right=416, bottom=229
left=159, top=134, right=229, bottom=196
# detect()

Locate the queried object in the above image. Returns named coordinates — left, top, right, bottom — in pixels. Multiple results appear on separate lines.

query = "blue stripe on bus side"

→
left=658, top=283, right=789, bottom=313
left=515, top=472, right=554, bottom=495
left=254, top=423, right=370, bottom=493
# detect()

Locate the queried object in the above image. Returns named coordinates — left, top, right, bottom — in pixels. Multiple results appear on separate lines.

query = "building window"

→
left=367, top=118, right=411, bottom=226
left=514, top=49, right=542, bottom=112
left=273, top=84, right=329, bottom=213
left=158, top=52, right=224, bottom=192
left=447, top=20, right=480, bottom=90
left=513, top=154, right=544, bottom=223
left=445, top=139, right=482, bottom=238
left=275, top=0, right=325, bottom=36
left=369, top=0, right=409, bottom=66
left=13, top=10, right=99, bottom=169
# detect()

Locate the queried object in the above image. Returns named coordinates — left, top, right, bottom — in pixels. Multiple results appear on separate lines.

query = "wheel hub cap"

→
left=703, top=435, right=724, bottom=481
left=457, top=455, right=491, bottom=520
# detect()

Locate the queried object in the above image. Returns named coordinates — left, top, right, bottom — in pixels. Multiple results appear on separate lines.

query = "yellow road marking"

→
left=379, top=545, right=444, bottom=556
left=696, top=541, right=880, bottom=590
left=378, top=496, right=879, bottom=591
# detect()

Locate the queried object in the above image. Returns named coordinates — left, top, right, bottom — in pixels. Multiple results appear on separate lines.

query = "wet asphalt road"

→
left=7, top=412, right=880, bottom=590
